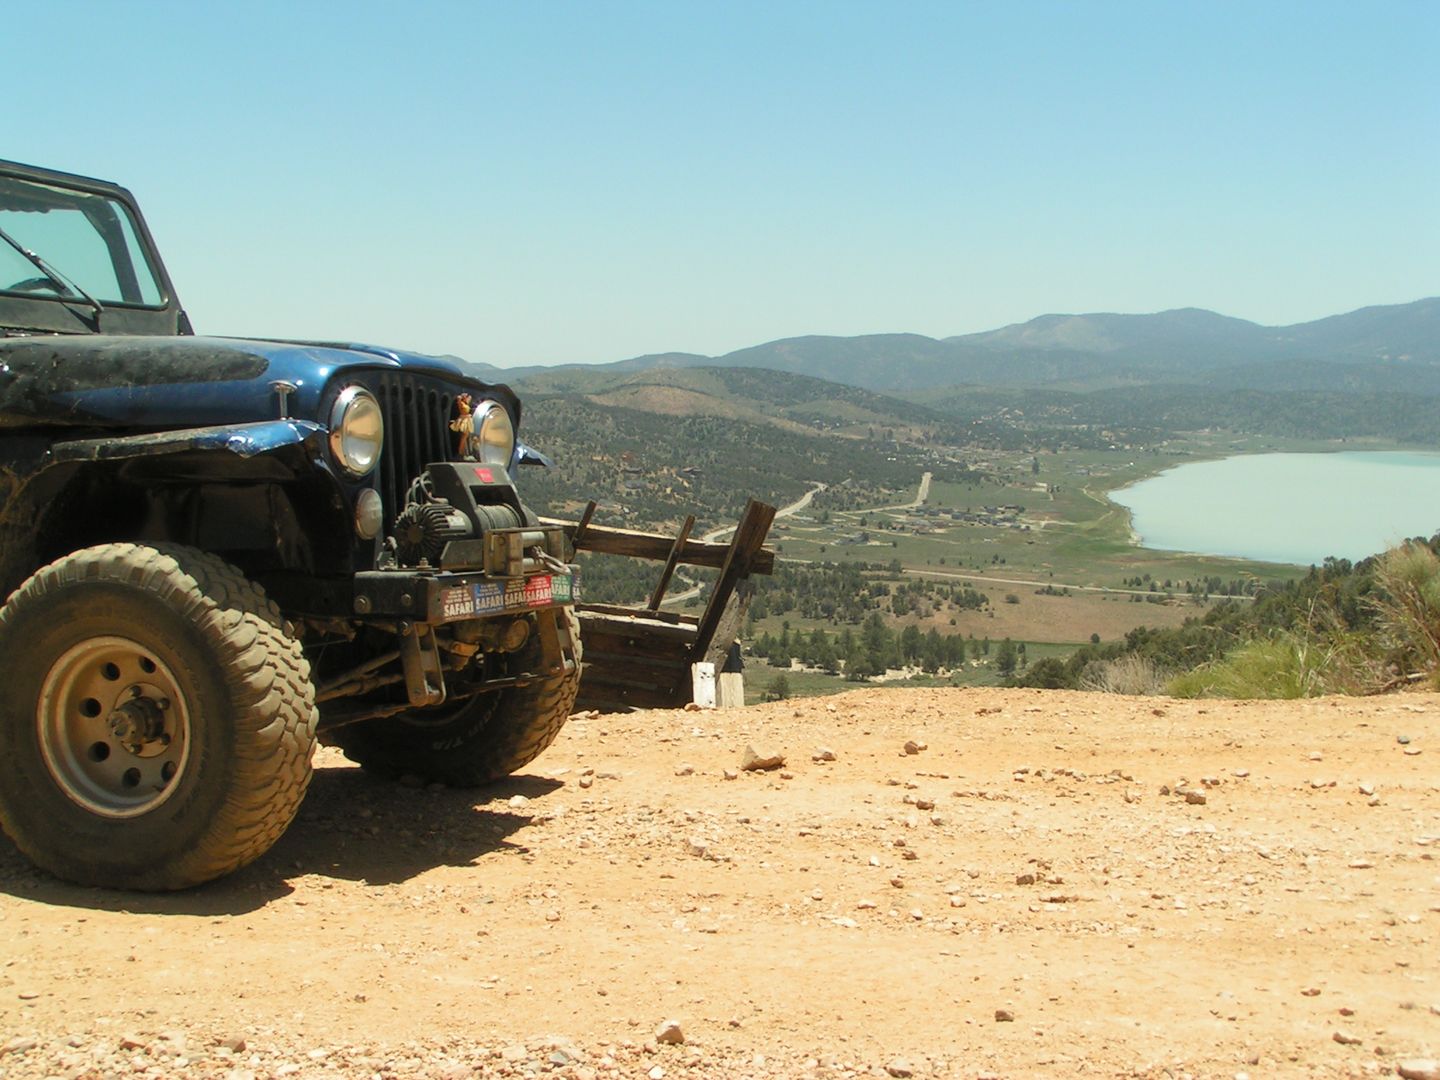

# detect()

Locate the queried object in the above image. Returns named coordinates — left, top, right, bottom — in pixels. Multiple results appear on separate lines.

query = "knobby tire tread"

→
left=0, top=543, right=317, bottom=890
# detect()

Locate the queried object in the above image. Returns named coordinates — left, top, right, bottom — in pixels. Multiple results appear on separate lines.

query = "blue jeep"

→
left=0, top=160, right=583, bottom=889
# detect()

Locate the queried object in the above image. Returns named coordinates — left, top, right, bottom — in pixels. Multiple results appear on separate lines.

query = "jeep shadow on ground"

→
left=0, top=763, right=563, bottom=915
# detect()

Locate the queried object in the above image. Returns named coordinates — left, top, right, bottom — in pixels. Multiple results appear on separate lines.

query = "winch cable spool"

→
left=392, top=468, right=526, bottom=566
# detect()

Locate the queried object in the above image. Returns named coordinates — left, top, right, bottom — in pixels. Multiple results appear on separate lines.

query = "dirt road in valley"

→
left=1, top=688, right=1437, bottom=1078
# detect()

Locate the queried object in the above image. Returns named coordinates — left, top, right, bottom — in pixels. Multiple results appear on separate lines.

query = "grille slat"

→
left=367, top=373, right=464, bottom=533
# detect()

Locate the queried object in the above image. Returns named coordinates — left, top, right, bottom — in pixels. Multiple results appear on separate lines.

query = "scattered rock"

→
left=740, top=745, right=785, bottom=771
left=722, top=768, right=739, bottom=781
left=1015, top=873, right=1036, bottom=886
left=1185, top=790, right=1207, bottom=805
left=1333, top=1030, right=1362, bottom=1045
left=995, top=1009, right=1016, bottom=1022
left=655, top=1020, right=684, bottom=1045
left=1, top=1038, right=37, bottom=1055
left=903, top=739, right=926, bottom=755
left=1359, top=782, right=1376, bottom=796
left=1398, top=1058, right=1440, bottom=1080
left=219, top=1036, right=248, bottom=1053
left=674, top=764, right=695, bottom=777
left=886, top=1059, right=914, bottom=1077
left=1397, top=734, right=1411, bottom=745
left=812, top=747, right=837, bottom=762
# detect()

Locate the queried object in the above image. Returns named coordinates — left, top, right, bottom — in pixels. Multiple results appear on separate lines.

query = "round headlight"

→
left=329, top=386, right=384, bottom=477
left=473, top=401, right=516, bottom=466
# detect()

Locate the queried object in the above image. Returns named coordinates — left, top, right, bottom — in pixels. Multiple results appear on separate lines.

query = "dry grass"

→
left=1079, top=654, right=1169, bottom=695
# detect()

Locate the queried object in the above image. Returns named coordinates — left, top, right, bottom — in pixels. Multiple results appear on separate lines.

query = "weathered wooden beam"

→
left=571, top=500, right=598, bottom=549
left=691, top=499, right=777, bottom=662
left=577, top=603, right=698, bottom=627
left=539, top=516, right=775, bottom=575
left=562, top=500, right=778, bottom=712
left=647, top=514, right=695, bottom=610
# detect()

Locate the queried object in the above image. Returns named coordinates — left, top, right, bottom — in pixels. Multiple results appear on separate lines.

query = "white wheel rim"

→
left=37, top=636, right=193, bottom=818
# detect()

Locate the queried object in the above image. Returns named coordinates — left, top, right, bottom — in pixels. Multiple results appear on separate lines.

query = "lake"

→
left=1110, top=451, right=1440, bottom=565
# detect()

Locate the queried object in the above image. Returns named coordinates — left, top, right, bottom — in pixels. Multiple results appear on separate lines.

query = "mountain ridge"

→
left=455, top=297, right=1440, bottom=394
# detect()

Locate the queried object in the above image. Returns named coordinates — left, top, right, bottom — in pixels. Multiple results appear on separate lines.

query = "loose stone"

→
left=741, top=745, right=785, bottom=771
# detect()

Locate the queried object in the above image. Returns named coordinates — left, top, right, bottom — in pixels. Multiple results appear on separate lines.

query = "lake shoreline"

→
left=1106, top=447, right=1440, bottom=566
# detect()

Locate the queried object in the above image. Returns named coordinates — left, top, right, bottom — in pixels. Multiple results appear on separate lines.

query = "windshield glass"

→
left=0, top=176, right=163, bottom=306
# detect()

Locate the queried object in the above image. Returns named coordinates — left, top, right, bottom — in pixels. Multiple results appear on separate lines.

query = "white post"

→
left=691, top=662, right=717, bottom=709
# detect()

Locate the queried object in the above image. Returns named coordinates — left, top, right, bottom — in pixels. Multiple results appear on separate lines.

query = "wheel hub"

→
left=107, top=689, right=172, bottom=757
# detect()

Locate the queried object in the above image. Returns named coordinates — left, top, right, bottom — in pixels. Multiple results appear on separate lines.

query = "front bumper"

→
left=353, top=566, right=580, bottom=624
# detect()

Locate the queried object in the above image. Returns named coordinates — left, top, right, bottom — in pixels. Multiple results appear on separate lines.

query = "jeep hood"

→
left=0, top=335, right=516, bottom=430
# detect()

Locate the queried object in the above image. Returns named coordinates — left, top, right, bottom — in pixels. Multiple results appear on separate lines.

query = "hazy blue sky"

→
left=7, top=1, right=1437, bottom=366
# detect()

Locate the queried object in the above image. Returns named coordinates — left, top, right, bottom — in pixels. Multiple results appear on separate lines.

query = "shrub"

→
left=1079, top=655, right=1168, bottom=696
left=1166, top=634, right=1333, bottom=699
left=1371, top=542, right=1440, bottom=683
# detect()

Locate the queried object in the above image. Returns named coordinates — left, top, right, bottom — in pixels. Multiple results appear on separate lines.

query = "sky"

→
left=6, top=1, right=1437, bottom=367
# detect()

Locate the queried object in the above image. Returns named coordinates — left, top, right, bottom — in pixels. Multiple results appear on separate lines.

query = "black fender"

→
left=0, top=420, right=352, bottom=598
left=47, top=419, right=326, bottom=468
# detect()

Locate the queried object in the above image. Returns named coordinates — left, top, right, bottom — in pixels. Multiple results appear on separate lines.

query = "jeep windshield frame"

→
left=0, top=160, right=189, bottom=338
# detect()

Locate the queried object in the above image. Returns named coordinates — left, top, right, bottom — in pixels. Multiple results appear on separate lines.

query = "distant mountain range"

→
left=451, top=297, right=1440, bottom=395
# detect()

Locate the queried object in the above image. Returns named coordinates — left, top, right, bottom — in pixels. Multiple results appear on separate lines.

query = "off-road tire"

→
left=0, top=543, right=317, bottom=890
left=331, top=607, right=582, bottom=786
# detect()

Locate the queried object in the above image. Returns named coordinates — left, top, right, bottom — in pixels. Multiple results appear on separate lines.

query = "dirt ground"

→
left=1, top=687, right=1437, bottom=1079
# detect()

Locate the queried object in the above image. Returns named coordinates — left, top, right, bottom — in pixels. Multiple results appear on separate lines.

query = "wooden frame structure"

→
left=540, top=499, right=776, bottom=712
